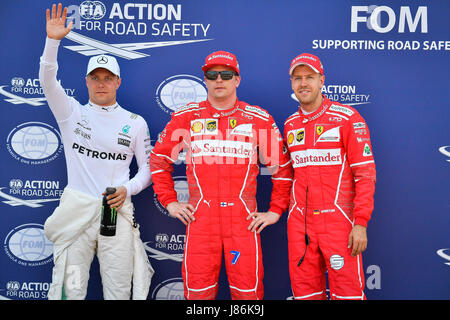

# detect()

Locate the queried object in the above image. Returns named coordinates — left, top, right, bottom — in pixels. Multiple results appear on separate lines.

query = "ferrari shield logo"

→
left=316, top=125, right=324, bottom=135
left=229, top=118, right=237, bottom=129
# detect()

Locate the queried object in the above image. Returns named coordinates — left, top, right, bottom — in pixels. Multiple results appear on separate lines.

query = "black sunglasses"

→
left=204, top=70, right=237, bottom=80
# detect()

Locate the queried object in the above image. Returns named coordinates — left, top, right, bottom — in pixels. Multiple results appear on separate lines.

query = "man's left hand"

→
left=104, top=186, right=127, bottom=210
left=348, top=225, right=368, bottom=257
left=247, top=211, right=281, bottom=234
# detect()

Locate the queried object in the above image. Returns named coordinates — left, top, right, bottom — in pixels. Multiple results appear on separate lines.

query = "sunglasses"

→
left=204, top=70, right=237, bottom=80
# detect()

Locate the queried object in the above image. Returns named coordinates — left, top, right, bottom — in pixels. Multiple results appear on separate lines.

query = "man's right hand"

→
left=166, top=202, right=196, bottom=226
left=46, top=3, right=73, bottom=40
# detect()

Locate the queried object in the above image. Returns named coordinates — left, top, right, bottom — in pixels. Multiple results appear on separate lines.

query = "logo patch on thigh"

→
left=330, top=254, right=344, bottom=270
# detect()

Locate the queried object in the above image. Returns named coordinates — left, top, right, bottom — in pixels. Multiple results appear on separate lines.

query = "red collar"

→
left=203, top=99, right=241, bottom=118
left=298, top=95, right=331, bottom=123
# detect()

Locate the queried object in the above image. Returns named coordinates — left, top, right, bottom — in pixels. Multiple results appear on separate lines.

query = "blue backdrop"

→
left=0, top=0, right=449, bottom=300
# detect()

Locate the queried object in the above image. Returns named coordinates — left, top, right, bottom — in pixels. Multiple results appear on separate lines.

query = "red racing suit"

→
left=150, top=99, right=292, bottom=300
left=284, top=96, right=376, bottom=300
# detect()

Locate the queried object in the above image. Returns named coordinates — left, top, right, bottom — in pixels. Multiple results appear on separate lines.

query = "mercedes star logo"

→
left=97, top=56, right=108, bottom=64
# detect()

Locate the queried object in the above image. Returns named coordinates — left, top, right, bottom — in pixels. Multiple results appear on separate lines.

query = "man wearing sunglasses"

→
left=150, top=51, right=293, bottom=300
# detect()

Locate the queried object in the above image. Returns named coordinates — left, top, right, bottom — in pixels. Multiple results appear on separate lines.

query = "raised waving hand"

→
left=46, top=3, right=73, bottom=40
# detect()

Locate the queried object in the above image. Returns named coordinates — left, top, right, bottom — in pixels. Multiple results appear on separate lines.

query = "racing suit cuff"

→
left=354, top=217, right=368, bottom=228
left=163, top=196, right=179, bottom=208
left=268, top=206, right=283, bottom=216
left=123, top=183, right=131, bottom=198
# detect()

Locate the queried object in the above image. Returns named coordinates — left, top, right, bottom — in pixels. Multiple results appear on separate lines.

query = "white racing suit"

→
left=44, top=187, right=153, bottom=300
left=39, top=36, right=153, bottom=300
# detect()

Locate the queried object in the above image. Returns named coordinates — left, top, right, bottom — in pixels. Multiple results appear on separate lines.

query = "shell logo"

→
left=287, top=132, right=295, bottom=145
left=191, top=121, right=203, bottom=133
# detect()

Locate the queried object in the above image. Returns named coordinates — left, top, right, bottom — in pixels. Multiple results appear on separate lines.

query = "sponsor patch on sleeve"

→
left=363, top=143, right=372, bottom=157
left=174, top=103, right=200, bottom=115
left=353, top=122, right=366, bottom=129
left=244, top=105, right=269, bottom=118
left=329, top=104, right=354, bottom=117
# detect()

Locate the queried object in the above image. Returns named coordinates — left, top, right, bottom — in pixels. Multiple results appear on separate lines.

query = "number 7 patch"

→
left=230, top=250, right=241, bottom=265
